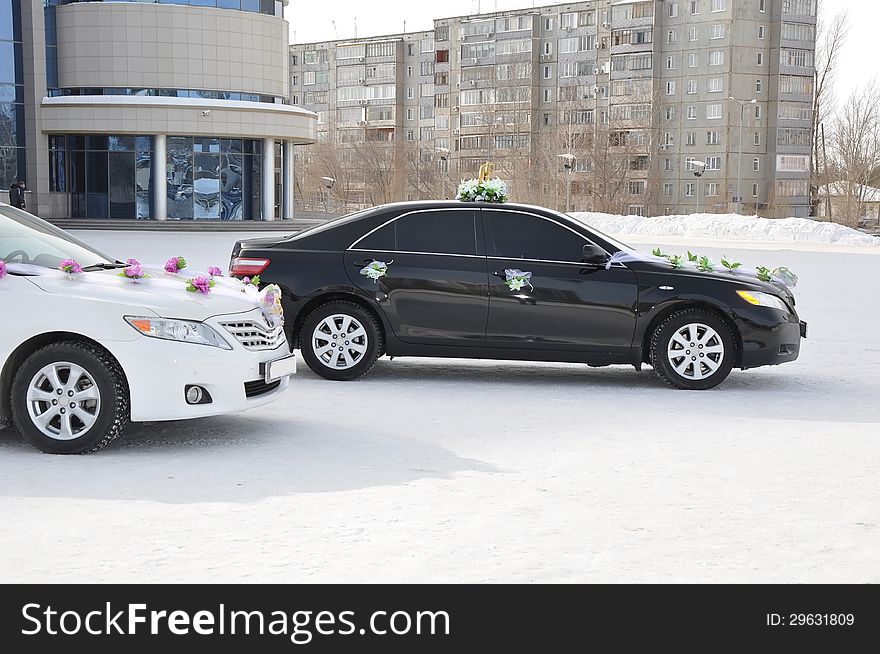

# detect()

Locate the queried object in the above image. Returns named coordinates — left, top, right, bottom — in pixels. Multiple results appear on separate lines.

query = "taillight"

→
left=230, top=257, right=271, bottom=277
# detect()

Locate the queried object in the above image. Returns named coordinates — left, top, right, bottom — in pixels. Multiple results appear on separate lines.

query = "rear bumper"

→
left=728, top=306, right=804, bottom=370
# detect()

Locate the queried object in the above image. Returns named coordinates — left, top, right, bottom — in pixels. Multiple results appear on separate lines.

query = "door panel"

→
left=483, top=208, right=638, bottom=353
left=345, top=208, right=489, bottom=346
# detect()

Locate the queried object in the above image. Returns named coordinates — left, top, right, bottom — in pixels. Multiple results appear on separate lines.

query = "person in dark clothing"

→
left=8, top=180, right=26, bottom=210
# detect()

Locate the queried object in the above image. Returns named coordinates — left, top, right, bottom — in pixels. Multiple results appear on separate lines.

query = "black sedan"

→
left=230, top=201, right=806, bottom=390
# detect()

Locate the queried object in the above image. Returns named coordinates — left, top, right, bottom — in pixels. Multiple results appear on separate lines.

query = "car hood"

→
left=23, top=268, right=263, bottom=321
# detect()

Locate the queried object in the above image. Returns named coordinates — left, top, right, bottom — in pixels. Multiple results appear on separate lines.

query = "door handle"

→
left=491, top=270, right=506, bottom=279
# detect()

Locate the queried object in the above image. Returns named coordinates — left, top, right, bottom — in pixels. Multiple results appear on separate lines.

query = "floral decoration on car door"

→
left=360, top=260, right=391, bottom=283
left=504, top=269, right=534, bottom=292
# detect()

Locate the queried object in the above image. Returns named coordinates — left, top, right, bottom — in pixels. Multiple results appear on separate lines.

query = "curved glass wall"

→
left=50, top=134, right=274, bottom=220
left=55, top=0, right=283, bottom=18
left=49, top=88, right=281, bottom=104
left=0, top=0, right=26, bottom=189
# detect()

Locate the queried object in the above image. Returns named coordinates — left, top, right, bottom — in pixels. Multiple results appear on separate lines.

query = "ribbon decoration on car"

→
left=504, top=269, right=534, bottom=292
left=360, top=260, right=390, bottom=283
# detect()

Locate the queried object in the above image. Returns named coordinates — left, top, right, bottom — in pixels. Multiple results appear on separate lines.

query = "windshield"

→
left=0, top=205, right=115, bottom=270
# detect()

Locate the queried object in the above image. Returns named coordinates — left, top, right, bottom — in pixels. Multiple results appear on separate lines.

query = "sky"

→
left=287, top=0, right=878, bottom=102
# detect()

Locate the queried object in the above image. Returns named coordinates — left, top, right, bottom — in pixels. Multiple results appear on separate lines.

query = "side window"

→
left=488, top=211, right=586, bottom=262
left=357, top=221, right=395, bottom=251
left=395, top=210, right=478, bottom=255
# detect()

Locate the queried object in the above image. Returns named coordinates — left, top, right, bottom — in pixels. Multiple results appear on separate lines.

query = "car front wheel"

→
left=300, top=301, right=383, bottom=381
left=11, top=341, right=130, bottom=454
left=650, top=309, right=735, bottom=390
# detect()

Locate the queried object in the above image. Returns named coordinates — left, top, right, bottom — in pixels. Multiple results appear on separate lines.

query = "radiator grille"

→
left=221, top=319, right=285, bottom=351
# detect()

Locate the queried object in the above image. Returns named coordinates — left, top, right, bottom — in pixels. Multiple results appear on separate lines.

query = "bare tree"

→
left=828, top=81, right=880, bottom=227
left=812, top=3, right=849, bottom=218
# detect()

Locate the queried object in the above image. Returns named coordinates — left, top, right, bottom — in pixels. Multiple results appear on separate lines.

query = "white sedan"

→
left=0, top=203, right=295, bottom=454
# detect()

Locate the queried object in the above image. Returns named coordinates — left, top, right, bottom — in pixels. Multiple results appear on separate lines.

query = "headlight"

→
left=736, top=290, right=790, bottom=312
left=124, top=317, right=232, bottom=350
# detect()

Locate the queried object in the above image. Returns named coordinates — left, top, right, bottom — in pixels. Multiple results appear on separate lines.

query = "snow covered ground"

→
left=1, top=225, right=879, bottom=583
left=573, top=211, right=880, bottom=248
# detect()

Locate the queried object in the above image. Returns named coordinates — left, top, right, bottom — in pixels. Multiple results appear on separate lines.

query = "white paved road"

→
left=1, top=231, right=878, bottom=582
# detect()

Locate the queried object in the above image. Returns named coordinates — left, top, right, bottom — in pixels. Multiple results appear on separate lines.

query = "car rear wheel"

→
left=650, top=309, right=735, bottom=390
left=10, top=341, right=130, bottom=454
left=300, top=301, right=383, bottom=381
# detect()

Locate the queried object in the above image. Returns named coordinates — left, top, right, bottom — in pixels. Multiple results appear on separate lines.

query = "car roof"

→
left=369, top=200, right=562, bottom=215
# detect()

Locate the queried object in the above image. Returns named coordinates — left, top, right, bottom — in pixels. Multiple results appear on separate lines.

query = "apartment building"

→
left=289, top=0, right=817, bottom=217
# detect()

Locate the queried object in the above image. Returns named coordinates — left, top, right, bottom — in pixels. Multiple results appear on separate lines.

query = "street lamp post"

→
left=557, top=154, right=576, bottom=213
left=728, top=96, right=757, bottom=215
left=436, top=147, right=451, bottom=199
left=692, top=161, right=706, bottom=214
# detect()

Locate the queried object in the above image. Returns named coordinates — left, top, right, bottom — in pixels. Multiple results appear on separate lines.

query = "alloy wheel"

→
left=311, top=314, right=369, bottom=370
left=26, top=362, right=102, bottom=441
left=666, top=322, right=725, bottom=381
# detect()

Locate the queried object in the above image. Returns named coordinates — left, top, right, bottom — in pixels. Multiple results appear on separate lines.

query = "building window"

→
left=687, top=106, right=697, bottom=120
left=543, top=112, right=551, bottom=126
left=685, top=182, right=695, bottom=197
left=628, top=205, right=645, bottom=216
left=669, top=2, right=679, bottom=18
left=544, top=17, right=554, bottom=31
left=543, top=65, right=552, bottom=79
left=407, top=87, right=414, bottom=99
left=758, top=25, right=765, bottom=39
left=752, top=183, right=759, bottom=197
left=666, top=106, right=676, bottom=120
left=708, top=77, right=723, bottom=93
left=406, top=108, right=415, bottom=121
left=561, top=12, right=577, bottom=29
left=689, top=26, right=699, bottom=41
left=689, top=53, right=698, bottom=67
left=303, top=71, right=316, bottom=85
left=686, top=132, right=696, bottom=146
left=666, top=81, right=676, bottom=95
left=690, top=0, right=699, bottom=14
left=754, top=131, right=761, bottom=145
left=711, top=0, right=726, bottom=11
left=667, top=30, right=677, bottom=44
left=664, top=183, right=674, bottom=196
left=757, top=52, right=764, bottom=66
left=756, top=79, right=763, bottom=93
left=755, top=105, right=762, bottom=119
left=543, top=41, right=552, bottom=55
left=753, top=158, right=761, bottom=171
left=667, top=56, right=676, bottom=69
left=707, top=104, right=722, bottom=119
left=706, top=182, right=719, bottom=196
left=436, top=50, right=449, bottom=63
left=710, top=51, right=724, bottom=66
left=705, top=156, right=721, bottom=170
left=543, top=88, right=552, bottom=102
left=711, top=24, right=725, bottom=39
left=707, top=130, right=721, bottom=145
left=760, top=0, right=766, bottom=11
left=687, top=80, right=697, bottom=94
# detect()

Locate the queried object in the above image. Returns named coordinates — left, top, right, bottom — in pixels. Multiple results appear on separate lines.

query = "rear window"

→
left=357, top=209, right=478, bottom=256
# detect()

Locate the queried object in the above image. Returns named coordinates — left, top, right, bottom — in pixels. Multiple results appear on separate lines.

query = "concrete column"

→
left=261, top=138, right=275, bottom=221
left=152, top=134, right=167, bottom=221
left=282, top=140, right=295, bottom=220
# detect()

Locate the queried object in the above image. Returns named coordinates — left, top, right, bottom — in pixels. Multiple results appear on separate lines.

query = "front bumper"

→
left=108, top=310, right=293, bottom=422
left=727, top=306, right=805, bottom=370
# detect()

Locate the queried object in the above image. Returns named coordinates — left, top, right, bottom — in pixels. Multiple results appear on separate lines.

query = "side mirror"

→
left=582, top=243, right=609, bottom=265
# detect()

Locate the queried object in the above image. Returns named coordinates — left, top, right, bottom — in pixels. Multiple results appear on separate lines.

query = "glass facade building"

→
left=2, top=0, right=315, bottom=220
left=1, top=0, right=25, bottom=190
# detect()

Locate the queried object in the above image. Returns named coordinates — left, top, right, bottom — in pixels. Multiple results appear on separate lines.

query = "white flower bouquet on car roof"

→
left=456, top=162, right=509, bottom=204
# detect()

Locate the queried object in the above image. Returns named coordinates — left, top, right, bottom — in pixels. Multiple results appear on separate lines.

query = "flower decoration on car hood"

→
left=119, top=258, right=150, bottom=280
left=59, top=259, right=83, bottom=274
left=504, top=269, right=534, bottom=292
left=186, top=275, right=215, bottom=295
left=0, top=259, right=6, bottom=279
left=164, top=256, right=187, bottom=274
left=360, top=260, right=390, bottom=283
left=207, top=266, right=223, bottom=277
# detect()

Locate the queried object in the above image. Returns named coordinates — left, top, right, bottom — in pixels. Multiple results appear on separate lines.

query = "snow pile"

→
left=570, top=212, right=879, bottom=246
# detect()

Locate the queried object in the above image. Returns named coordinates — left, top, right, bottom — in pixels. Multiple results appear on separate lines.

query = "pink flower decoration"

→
left=0, top=260, right=6, bottom=279
left=207, top=266, right=223, bottom=277
left=164, top=256, right=187, bottom=274
left=59, top=259, right=83, bottom=274
left=119, top=258, right=147, bottom=280
left=186, top=275, right=215, bottom=295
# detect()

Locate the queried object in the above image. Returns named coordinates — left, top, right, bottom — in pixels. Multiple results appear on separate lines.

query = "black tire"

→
left=10, top=341, right=130, bottom=454
left=649, top=308, right=736, bottom=390
left=300, top=301, right=383, bottom=381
